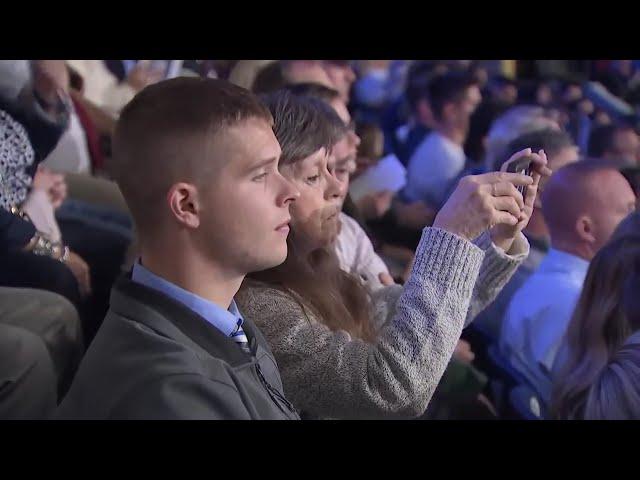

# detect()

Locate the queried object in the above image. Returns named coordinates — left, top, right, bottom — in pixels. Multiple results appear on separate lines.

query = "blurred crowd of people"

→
left=1, top=59, right=638, bottom=420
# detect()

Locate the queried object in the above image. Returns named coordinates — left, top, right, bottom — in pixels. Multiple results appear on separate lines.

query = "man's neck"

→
left=548, top=238, right=593, bottom=263
left=139, top=245, right=243, bottom=310
left=435, top=124, right=465, bottom=146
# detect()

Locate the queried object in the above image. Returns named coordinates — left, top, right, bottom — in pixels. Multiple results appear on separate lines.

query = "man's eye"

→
left=306, top=174, right=320, bottom=184
left=252, top=172, right=268, bottom=182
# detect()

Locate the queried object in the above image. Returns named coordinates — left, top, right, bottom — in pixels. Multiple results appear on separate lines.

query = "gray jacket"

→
left=55, top=275, right=299, bottom=420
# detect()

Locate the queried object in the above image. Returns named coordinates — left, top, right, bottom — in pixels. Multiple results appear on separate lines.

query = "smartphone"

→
left=504, top=155, right=533, bottom=196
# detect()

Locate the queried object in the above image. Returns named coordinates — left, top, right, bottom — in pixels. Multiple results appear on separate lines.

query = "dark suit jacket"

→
left=56, top=275, right=300, bottom=420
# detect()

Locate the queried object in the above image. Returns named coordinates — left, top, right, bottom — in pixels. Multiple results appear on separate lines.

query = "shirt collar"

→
left=539, top=248, right=590, bottom=281
left=131, top=260, right=243, bottom=338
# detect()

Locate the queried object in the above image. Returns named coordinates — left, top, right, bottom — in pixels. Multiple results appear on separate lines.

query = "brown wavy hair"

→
left=550, top=233, right=640, bottom=419
left=245, top=90, right=377, bottom=342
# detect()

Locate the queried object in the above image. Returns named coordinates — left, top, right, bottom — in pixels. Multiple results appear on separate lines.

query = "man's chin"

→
left=253, top=250, right=288, bottom=272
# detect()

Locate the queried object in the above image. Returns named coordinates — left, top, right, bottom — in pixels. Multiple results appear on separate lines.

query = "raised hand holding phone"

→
left=432, top=170, right=533, bottom=242
left=490, top=148, right=553, bottom=252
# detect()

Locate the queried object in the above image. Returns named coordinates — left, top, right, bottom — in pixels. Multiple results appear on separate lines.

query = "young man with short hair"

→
left=56, top=78, right=301, bottom=419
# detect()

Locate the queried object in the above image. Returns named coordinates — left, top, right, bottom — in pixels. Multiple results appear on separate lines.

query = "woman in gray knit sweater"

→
left=236, top=91, right=551, bottom=419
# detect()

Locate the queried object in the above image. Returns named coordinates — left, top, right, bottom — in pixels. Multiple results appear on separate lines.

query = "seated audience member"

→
left=281, top=85, right=387, bottom=288
left=56, top=78, right=300, bottom=420
left=390, top=61, right=436, bottom=166
left=474, top=128, right=580, bottom=338
left=587, top=123, right=640, bottom=167
left=550, top=230, right=640, bottom=419
left=0, top=94, right=128, bottom=345
left=0, top=70, right=89, bottom=320
left=0, top=323, right=56, bottom=419
left=312, top=94, right=498, bottom=418
left=286, top=84, right=409, bottom=289
left=404, top=71, right=482, bottom=208
left=237, top=90, right=549, bottom=419
left=500, top=160, right=637, bottom=405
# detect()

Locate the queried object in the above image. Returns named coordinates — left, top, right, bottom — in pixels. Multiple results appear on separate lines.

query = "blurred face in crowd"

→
left=609, top=128, right=640, bottom=166
left=279, top=147, right=343, bottom=253
left=594, top=110, right=612, bottom=126
left=327, top=97, right=360, bottom=205
left=284, top=61, right=334, bottom=89
left=500, top=84, right=518, bottom=105
left=537, top=84, right=553, bottom=106
left=445, top=85, right=482, bottom=135
left=563, top=84, right=583, bottom=104
left=193, top=118, right=299, bottom=273
left=323, top=61, right=356, bottom=103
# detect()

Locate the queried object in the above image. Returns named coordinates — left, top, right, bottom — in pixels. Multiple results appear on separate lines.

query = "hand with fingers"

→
left=432, top=168, right=534, bottom=242
left=32, top=166, right=67, bottom=209
left=490, top=148, right=553, bottom=251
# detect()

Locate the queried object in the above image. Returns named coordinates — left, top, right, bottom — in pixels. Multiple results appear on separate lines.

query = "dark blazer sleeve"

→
left=109, top=374, right=253, bottom=420
left=0, top=208, right=35, bottom=252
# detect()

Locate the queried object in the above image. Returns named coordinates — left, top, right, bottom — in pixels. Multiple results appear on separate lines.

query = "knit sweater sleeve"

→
left=465, top=230, right=529, bottom=326
left=238, top=227, right=484, bottom=419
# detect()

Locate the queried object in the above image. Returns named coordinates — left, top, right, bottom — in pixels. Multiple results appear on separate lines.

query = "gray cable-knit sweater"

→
left=236, top=227, right=529, bottom=419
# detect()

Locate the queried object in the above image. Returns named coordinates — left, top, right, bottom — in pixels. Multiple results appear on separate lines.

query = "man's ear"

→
left=167, top=182, right=200, bottom=229
left=575, top=214, right=595, bottom=244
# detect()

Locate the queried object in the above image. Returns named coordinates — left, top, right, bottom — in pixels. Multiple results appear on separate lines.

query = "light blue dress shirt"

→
left=131, top=262, right=245, bottom=338
left=499, top=248, right=589, bottom=406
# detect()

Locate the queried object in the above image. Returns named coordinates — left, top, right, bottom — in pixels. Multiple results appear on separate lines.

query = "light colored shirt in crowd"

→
left=404, top=131, right=466, bottom=207
left=66, top=60, right=136, bottom=116
left=349, top=154, right=406, bottom=203
left=500, top=248, right=589, bottom=405
left=334, top=213, right=390, bottom=291
left=42, top=107, right=92, bottom=174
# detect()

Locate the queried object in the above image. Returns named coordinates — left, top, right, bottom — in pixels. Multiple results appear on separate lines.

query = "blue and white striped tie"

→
left=231, top=318, right=251, bottom=354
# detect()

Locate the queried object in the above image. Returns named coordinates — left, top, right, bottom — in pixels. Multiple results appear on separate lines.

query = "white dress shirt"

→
left=334, top=213, right=390, bottom=291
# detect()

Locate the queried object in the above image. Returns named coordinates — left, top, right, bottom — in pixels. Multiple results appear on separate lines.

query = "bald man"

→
left=474, top=128, right=580, bottom=339
left=499, top=160, right=637, bottom=406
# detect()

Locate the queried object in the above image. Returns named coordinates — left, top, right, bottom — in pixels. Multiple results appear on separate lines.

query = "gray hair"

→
left=484, top=105, right=559, bottom=171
